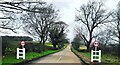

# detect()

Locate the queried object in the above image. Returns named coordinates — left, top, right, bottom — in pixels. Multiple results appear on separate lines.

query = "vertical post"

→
left=22, top=46, right=24, bottom=49
left=91, top=50, right=93, bottom=62
left=23, top=48, right=25, bottom=59
left=99, top=50, right=101, bottom=62
left=95, top=47, right=97, bottom=51
left=17, top=48, right=19, bottom=59
left=95, top=47, right=97, bottom=60
left=0, top=36, right=2, bottom=65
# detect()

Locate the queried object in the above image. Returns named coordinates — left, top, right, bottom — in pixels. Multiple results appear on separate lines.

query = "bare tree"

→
left=75, top=1, right=112, bottom=51
left=0, top=12, right=21, bottom=33
left=110, top=1, right=120, bottom=57
left=0, top=2, right=46, bottom=13
left=97, top=29, right=114, bottom=45
left=0, top=2, right=46, bottom=32
left=112, top=2, right=120, bottom=44
left=106, top=1, right=120, bottom=44
left=116, top=3, right=120, bottom=57
left=20, top=3, right=59, bottom=51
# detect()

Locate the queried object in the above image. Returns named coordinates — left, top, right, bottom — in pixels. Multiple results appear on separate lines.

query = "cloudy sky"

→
left=0, top=0, right=120, bottom=41
left=43, top=0, right=119, bottom=41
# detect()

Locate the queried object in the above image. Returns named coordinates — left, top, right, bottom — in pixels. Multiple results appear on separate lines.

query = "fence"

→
left=17, top=48, right=25, bottom=59
left=91, top=50, right=101, bottom=62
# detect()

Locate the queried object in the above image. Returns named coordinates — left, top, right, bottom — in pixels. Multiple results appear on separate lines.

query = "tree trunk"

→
left=86, top=43, right=90, bottom=52
left=52, top=42, right=57, bottom=50
left=86, top=32, right=92, bottom=51
left=42, top=40, right=46, bottom=51
left=38, top=42, right=42, bottom=53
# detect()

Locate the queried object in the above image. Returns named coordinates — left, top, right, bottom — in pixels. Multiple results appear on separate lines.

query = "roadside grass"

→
left=2, top=50, right=59, bottom=65
left=45, top=42, right=68, bottom=48
left=45, top=42, right=53, bottom=47
left=79, top=51, right=120, bottom=63
left=79, top=51, right=90, bottom=58
left=72, top=45, right=120, bottom=64
left=102, top=53, right=119, bottom=63
left=2, top=42, right=67, bottom=65
left=79, top=45, right=87, bottom=50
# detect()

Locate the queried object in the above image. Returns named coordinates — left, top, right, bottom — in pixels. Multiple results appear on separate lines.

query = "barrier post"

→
left=91, top=40, right=101, bottom=63
left=17, top=48, right=25, bottom=59
left=16, top=41, right=26, bottom=59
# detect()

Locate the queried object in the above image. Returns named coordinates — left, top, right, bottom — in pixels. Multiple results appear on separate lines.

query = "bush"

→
left=2, top=41, right=41, bottom=55
left=2, top=36, right=54, bottom=56
left=72, top=42, right=80, bottom=50
left=2, top=40, right=20, bottom=55
left=25, top=41, right=53, bottom=53
left=2, top=36, right=33, bottom=55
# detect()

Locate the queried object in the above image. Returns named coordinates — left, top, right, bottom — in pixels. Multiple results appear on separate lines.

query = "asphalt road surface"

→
left=26, top=44, right=82, bottom=65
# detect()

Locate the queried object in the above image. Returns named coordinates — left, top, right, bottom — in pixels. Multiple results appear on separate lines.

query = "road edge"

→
left=13, top=44, right=68, bottom=65
left=71, top=47, right=89, bottom=65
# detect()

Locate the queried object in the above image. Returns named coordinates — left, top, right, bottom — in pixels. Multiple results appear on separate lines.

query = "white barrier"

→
left=17, top=48, right=25, bottom=59
left=91, top=50, right=101, bottom=62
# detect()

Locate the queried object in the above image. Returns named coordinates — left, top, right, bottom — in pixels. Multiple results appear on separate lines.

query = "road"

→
left=26, top=44, right=82, bottom=65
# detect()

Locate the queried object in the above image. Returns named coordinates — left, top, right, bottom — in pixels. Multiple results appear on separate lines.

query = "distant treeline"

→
left=1, top=36, right=33, bottom=41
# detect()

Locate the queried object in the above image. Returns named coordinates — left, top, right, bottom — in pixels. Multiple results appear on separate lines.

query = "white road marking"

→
left=57, top=56, right=62, bottom=62
left=57, top=50, right=63, bottom=62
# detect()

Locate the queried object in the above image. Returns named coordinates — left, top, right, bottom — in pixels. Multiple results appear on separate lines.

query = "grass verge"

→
left=71, top=47, right=120, bottom=65
left=2, top=50, right=58, bottom=65
left=2, top=44, right=67, bottom=65
left=71, top=47, right=90, bottom=65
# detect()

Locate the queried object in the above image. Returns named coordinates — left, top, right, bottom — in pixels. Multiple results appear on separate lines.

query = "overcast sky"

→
left=0, top=0, right=120, bottom=41
left=43, top=0, right=119, bottom=41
